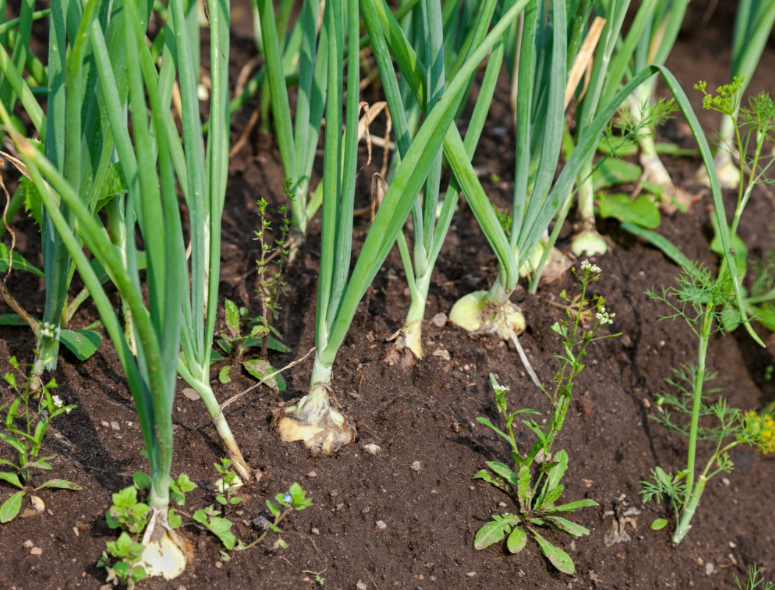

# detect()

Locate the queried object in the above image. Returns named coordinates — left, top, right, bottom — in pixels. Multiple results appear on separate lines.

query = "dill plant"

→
left=473, top=261, right=619, bottom=574
left=641, top=266, right=775, bottom=543
left=697, top=0, right=775, bottom=189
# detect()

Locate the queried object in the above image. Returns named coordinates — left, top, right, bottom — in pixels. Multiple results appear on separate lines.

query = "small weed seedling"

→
left=736, top=564, right=775, bottom=590
left=98, top=471, right=196, bottom=587
left=255, top=180, right=292, bottom=359
left=0, top=357, right=81, bottom=523
left=215, top=185, right=292, bottom=390
left=216, top=298, right=290, bottom=391
left=190, top=479, right=312, bottom=556
left=641, top=266, right=775, bottom=543
left=236, top=482, right=313, bottom=552
left=214, top=457, right=243, bottom=508
left=214, top=181, right=292, bottom=389
left=473, top=262, right=619, bottom=574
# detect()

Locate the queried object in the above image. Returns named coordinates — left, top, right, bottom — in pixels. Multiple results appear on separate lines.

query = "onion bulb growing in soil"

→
left=140, top=507, right=190, bottom=580
left=449, top=282, right=525, bottom=341
left=276, top=363, right=356, bottom=454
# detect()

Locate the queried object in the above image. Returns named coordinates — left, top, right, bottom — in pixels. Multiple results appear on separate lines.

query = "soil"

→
left=1, top=1, right=774, bottom=589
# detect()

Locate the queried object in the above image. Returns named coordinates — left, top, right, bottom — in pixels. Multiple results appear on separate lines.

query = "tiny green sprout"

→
left=218, top=366, right=232, bottom=384
left=214, top=457, right=243, bottom=508
left=254, top=179, right=292, bottom=359
left=97, top=532, right=147, bottom=588
left=193, top=505, right=236, bottom=551
left=315, top=574, right=325, bottom=586
left=234, top=483, right=313, bottom=553
left=735, top=564, right=775, bottom=590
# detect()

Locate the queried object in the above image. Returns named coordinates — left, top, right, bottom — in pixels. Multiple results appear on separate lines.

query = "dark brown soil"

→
left=1, top=2, right=774, bottom=589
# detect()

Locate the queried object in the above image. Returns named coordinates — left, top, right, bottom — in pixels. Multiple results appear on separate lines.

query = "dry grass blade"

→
left=217, top=347, right=317, bottom=416
left=0, top=158, right=39, bottom=334
left=565, top=16, right=606, bottom=110
left=229, top=106, right=260, bottom=157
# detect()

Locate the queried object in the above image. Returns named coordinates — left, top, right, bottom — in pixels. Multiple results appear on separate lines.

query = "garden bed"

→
left=0, top=1, right=774, bottom=589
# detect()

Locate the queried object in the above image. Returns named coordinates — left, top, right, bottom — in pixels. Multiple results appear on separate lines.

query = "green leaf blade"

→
left=0, top=490, right=24, bottom=522
left=530, top=528, right=575, bottom=574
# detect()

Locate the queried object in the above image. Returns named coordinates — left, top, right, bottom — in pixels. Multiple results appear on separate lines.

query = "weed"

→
left=0, top=356, right=81, bottom=523
left=473, top=261, right=619, bottom=574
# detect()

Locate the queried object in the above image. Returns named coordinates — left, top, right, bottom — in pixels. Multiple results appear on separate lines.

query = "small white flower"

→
left=494, top=385, right=510, bottom=394
left=580, top=260, right=601, bottom=274
left=41, top=322, right=60, bottom=340
left=596, top=308, right=615, bottom=325
left=52, top=395, right=64, bottom=409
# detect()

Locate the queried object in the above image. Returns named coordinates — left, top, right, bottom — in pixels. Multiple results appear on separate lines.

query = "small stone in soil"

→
left=431, top=313, right=447, bottom=328
left=23, top=540, right=33, bottom=548
left=722, top=477, right=731, bottom=486
left=376, top=520, right=387, bottom=532
left=466, top=572, right=477, bottom=577
left=307, top=471, right=318, bottom=478
left=101, top=421, right=109, bottom=428
left=356, top=582, right=369, bottom=590
left=410, top=461, right=422, bottom=472
left=311, top=527, right=320, bottom=535
left=215, top=562, right=223, bottom=569
left=576, top=397, right=594, bottom=416
left=30, top=547, right=42, bottom=556
left=432, top=349, right=451, bottom=361
left=705, top=562, right=714, bottom=575
left=111, top=422, right=120, bottom=431
left=363, top=444, right=381, bottom=456
left=182, top=388, right=199, bottom=400
left=252, top=515, right=272, bottom=530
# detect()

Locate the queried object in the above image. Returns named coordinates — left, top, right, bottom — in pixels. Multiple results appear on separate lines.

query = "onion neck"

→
left=483, top=278, right=512, bottom=305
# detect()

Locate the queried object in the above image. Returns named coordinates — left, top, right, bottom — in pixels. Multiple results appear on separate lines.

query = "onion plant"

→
left=433, top=28, right=759, bottom=365
left=0, top=0, right=134, bottom=385
left=621, top=0, right=688, bottom=199
left=697, top=0, right=775, bottom=189
left=250, top=0, right=426, bottom=243
left=165, top=0, right=257, bottom=482
left=0, top=0, right=190, bottom=575
left=567, top=0, right=645, bottom=256
left=276, top=0, right=528, bottom=453
left=254, top=0, right=327, bottom=238
left=365, top=0, right=508, bottom=358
